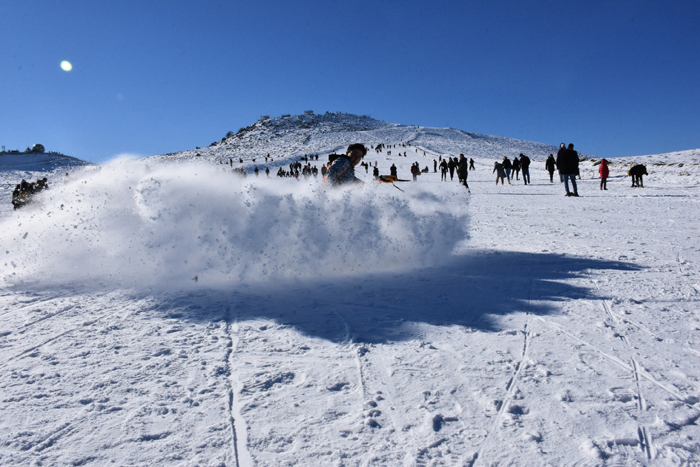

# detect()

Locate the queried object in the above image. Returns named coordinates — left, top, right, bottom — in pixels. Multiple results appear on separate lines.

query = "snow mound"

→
left=0, top=159, right=468, bottom=290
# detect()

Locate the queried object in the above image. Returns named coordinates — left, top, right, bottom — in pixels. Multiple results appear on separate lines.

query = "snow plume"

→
left=1, top=159, right=468, bottom=290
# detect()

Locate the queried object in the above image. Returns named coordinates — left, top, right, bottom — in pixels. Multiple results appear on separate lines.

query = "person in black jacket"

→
left=628, top=164, right=648, bottom=187
left=502, top=157, right=512, bottom=184
left=512, top=156, right=521, bottom=180
left=545, top=154, right=556, bottom=182
left=520, top=154, right=531, bottom=185
left=556, top=143, right=579, bottom=196
left=457, top=154, right=469, bottom=190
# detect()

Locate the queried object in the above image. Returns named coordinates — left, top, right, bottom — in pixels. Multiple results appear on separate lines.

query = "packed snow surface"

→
left=1, top=116, right=700, bottom=466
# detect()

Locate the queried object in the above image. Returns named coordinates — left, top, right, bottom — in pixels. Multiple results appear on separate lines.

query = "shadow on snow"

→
left=147, top=250, right=641, bottom=343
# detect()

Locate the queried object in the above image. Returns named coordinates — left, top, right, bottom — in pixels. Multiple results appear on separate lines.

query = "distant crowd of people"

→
left=210, top=141, right=650, bottom=196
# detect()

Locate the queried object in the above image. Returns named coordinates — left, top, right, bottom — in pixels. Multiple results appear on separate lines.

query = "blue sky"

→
left=1, top=0, right=699, bottom=163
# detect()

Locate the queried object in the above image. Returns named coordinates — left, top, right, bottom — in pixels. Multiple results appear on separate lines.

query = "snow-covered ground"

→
left=1, top=117, right=699, bottom=466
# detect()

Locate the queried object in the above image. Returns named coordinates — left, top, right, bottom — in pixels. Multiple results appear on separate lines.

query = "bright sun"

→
left=60, top=61, right=73, bottom=72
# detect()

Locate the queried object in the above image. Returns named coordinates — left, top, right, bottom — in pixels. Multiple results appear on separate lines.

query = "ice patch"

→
left=0, top=159, right=468, bottom=290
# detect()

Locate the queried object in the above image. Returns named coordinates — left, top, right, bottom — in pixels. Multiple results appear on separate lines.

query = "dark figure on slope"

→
left=545, top=154, right=556, bottom=183
left=390, top=164, right=398, bottom=177
left=502, top=157, right=512, bottom=184
left=556, top=143, right=579, bottom=197
left=628, top=164, right=648, bottom=188
left=448, top=157, right=456, bottom=181
left=520, top=154, right=531, bottom=185
left=469, top=158, right=475, bottom=171
left=493, top=161, right=506, bottom=185
left=439, top=160, right=448, bottom=181
left=457, top=154, right=470, bottom=191
left=512, top=156, right=521, bottom=180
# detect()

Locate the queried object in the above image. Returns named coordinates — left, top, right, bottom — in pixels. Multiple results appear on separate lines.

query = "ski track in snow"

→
left=2, top=131, right=700, bottom=465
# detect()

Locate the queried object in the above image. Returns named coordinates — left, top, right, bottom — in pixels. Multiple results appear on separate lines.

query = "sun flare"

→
left=60, top=61, right=72, bottom=72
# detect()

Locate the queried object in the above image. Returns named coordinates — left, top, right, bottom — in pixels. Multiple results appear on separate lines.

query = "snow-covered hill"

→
left=154, top=112, right=561, bottom=166
left=1, top=117, right=700, bottom=466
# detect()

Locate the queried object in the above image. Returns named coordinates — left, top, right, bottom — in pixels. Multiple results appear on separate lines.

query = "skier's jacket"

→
left=325, top=155, right=361, bottom=186
left=520, top=155, right=531, bottom=170
left=502, top=158, right=512, bottom=170
left=599, top=159, right=609, bottom=179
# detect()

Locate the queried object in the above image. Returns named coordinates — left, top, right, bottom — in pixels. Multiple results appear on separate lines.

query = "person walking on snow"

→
left=502, top=157, right=512, bottom=184
left=556, top=143, right=580, bottom=196
left=457, top=154, right=470, bottom=190
left=520, top=154, right=531, bottom=185
left=512, top=156, right=521, bottom=180
left=440, top=159, right=448, bottom=181
left=545, top=154, right=556, bottom=183
left=493, top=161, right=506, bottom=185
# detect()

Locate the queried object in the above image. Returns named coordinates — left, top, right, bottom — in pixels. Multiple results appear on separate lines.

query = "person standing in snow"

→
left=502, top=157, right=512, bottom=184
left=512, top=156, right=521, bottom=180
left=545, top=154, right=556, bottom=183
left=411, top=163, right=419, bottom=181
left=325, top=143, right=366, bottom=186
left=493, top=161, right=506, bottom=185
left=433, top=159, right=437, bottom=173
left=448, top=157, right=456, bottom=181
left=469, top=158, right=475, bottom=171
left=520, top=154, right=531, bottom=185
left=556, top=143, right=579, bottom=196
left=599, top=158, right=609, bottom=190
left=390, top=163, right=398, bottom=177
left=457, top=154, right=469, bottom=190
left=439, top=159, right=448, bottom=181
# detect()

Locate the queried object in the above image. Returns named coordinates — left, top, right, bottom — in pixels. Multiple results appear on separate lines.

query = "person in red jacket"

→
left=599, top=158, right=609, bottom=190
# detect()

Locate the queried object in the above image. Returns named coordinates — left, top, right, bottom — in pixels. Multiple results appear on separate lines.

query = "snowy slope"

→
left=1, top=118, right=700, bottom=466
left=154, top=112, right=560, bottom=168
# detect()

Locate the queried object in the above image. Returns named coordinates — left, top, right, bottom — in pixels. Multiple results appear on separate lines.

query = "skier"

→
left=325, top=143, right=366, bottom=186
